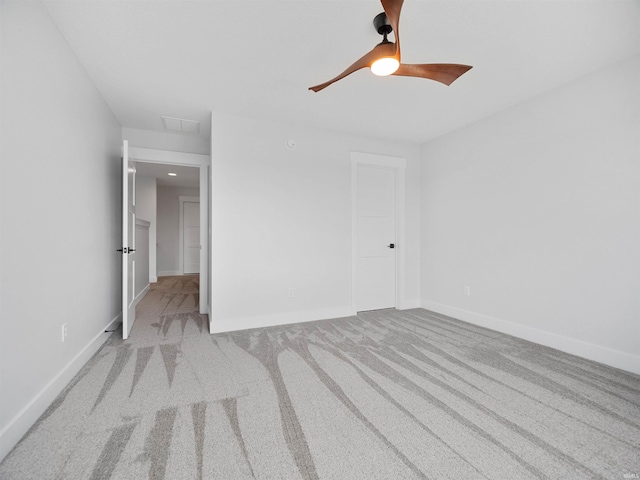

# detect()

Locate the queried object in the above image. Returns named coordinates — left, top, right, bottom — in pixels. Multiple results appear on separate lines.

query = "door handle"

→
left=128, top=248, right=136, bottom=253
left=388, top=243, right=395, bottom=249
left=117, top=247, right=136, bottom=254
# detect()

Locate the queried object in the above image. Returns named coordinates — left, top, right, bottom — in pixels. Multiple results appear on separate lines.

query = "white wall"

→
left=123, top=127, right=209, bottom=155
left=157, top=186, right=199, bottom=276
left=0, top=1, right=122, bottom=460
left=420, top=55, right=640, bottom=373
left=210, top=113, right=421, bottom=332
left=136, top=175, right=157, bottom=282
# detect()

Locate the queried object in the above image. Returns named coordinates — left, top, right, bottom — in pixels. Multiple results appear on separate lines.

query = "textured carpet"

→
left=1, top=276, right=639, bottom=479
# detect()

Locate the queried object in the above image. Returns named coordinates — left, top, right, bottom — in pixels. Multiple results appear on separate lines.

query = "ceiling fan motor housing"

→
left=373, top=12, right=392, bottom=35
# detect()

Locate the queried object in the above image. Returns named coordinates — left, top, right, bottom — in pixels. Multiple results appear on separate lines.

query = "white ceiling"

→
left=135, top=162, right=200, bottom=188
left=43, top=0, right=640, bottom=144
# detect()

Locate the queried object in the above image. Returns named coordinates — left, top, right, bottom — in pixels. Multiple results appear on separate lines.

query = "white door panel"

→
left=357, top=168, right=395, bottom=215
left=122, top=140, right=136, bottom=339
left=356, top=165, right=396, bottom=311
left=358, top=215, right=394, bottom=255
left=183, top=202, right=200, bottom=274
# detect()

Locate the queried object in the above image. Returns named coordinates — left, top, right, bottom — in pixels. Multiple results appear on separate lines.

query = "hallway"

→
left=132, top=275, right=206, bottom=341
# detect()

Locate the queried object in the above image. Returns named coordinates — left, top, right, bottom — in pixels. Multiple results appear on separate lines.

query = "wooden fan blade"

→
left=392, top=63, right=472, bottom=86
left=309, top=42, right=396, bottom=92
left=381, top=0, right=404, bottom=58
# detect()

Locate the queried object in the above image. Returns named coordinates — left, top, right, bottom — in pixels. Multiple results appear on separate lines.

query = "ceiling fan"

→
left=309, top=0, right=472, bottom=92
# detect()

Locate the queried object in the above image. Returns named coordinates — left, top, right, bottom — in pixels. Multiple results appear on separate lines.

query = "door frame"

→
left=179, top=196, right=200, bottom=275
left=128, top=146, right=210, bottom=316
left=351, top=151, right=406, bottom=312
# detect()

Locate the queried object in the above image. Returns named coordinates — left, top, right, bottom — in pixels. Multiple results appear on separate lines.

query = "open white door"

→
left=121, top=140, right=136, bottom=339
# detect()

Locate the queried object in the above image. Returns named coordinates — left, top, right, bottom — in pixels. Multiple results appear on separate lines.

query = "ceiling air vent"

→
left=161, top=116, right=200, bottom=134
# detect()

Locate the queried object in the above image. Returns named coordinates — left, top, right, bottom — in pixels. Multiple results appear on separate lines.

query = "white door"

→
left=121, top=140, right=136, bottom=339
left=183, top=202, right=200, bottom=274
left=356, top=165, right=396, bottom=311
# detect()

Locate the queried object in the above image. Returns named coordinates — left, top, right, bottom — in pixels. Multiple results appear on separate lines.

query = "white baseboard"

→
left=0, top=313, right=121, bottom=462
left=150, top=276, right=158, bottom=283
left=157, top=271, right=180, bottom=277
left=210, top=306, right=356, bottom=334
left=133, top=284, right=150, bottom=307
left=421, top=299, right=640, bottom=375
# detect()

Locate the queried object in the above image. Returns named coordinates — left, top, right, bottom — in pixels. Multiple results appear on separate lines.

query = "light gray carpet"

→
left=1, top=276, right=639, bottom=479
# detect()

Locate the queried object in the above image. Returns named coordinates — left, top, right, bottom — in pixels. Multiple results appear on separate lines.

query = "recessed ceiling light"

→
left=168, top=173, right=177, bottom=176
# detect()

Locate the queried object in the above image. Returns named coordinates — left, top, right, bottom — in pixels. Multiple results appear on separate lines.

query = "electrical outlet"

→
left=464, top=286, right=471, bottom=297
left=61, top=323, right=68, bottom=342
left=288, top=288, right=295, bottom=298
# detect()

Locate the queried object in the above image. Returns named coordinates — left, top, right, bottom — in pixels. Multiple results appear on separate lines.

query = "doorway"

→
left=355, top=164, right=397, bottom=311
left=351, top=152, right=406, bottom=312
left=179, top=196, right=200, bottom=274
left=126, top=145, right=210, bottom=326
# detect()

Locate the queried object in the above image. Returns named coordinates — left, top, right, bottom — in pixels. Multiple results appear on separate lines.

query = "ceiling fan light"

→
left=371, top=57, right=399, bottom=76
